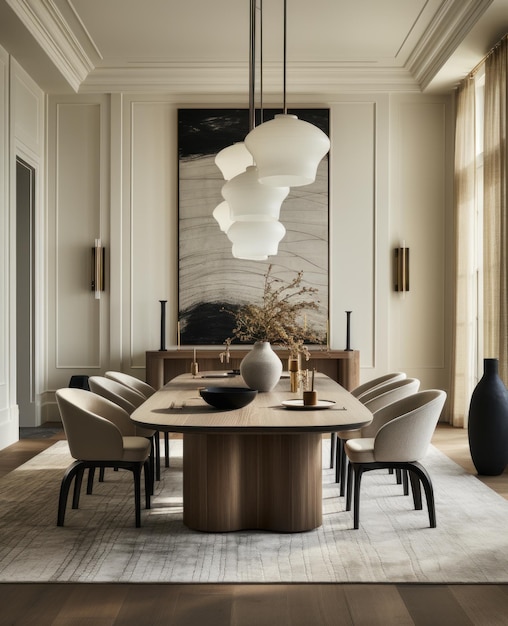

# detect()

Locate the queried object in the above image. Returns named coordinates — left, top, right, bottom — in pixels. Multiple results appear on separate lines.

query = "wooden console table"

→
left=145, top=348, right=359, bottom=391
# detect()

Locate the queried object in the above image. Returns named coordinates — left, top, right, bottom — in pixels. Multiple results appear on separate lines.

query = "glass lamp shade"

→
left=212, top=201, right=234, bottom=232
left=221, top=166, right=289, bottom=222
left=227, top=220, right=286, bottom=259
left=215, top=142, right=254, bottom=180
left=245, top=114, right=330, bottom=187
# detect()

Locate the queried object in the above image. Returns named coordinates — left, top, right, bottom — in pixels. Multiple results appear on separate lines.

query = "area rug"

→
left=0, top=439, right=507, bottom=583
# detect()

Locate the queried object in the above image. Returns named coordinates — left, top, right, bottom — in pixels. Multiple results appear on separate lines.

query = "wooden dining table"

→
left=131, top=371, right=372, bottom=533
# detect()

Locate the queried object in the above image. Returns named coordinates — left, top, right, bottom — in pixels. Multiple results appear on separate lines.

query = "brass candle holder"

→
left=191, top=348, right=199, bottom=376
left=288, top=356, right=300, bottom=393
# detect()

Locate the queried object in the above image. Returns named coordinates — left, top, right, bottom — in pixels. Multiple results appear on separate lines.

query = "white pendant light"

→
left=227, top=221, right=286, bottom=259
left=245, top=114, right=330, bottom=187
left=245, top=0, right=330, bottom=188
left=212, top=201, right=234, bottom=232
left=215, top=142, right=254, bottom=180
left=222, top=166, right=289, bottom=222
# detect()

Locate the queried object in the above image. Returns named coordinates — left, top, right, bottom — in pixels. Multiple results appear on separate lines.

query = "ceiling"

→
left=0, top=0, right=507, bottom=96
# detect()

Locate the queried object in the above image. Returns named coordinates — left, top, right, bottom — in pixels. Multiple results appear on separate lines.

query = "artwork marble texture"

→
left=178, top=108, right=329, bottom=345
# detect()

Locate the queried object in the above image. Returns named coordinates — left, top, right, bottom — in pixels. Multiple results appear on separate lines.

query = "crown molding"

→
left=406, top=0, right=494, bottom=90
left=5, top=0, right=94, bottom=91
left=77, top=62, right=421, bottom=96
left=4, top=0, right=492, bottom=95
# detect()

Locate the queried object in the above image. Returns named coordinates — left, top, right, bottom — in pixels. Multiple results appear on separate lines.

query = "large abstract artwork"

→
left=178, top=108, right=329, bottom=345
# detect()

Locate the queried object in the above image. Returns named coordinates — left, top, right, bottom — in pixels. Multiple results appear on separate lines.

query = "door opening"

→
left=16, top=157, right=36, bottom=427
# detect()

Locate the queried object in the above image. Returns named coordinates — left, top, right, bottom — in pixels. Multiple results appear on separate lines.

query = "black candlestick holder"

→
left=159, top=300, right=167, bottom=351
left=345, top=311, right=352, bottom=351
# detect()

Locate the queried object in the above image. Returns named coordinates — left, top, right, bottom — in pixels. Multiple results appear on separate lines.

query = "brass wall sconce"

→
left=91, top=238, right=105, bottom=299
left=394, top=246, right=409, bottom=292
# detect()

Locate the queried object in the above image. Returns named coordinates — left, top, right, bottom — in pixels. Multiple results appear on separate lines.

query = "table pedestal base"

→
left=183, top=432, right=323, bottom=532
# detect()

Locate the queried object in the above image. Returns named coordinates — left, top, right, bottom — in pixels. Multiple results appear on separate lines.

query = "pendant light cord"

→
left=259, top=0, right=264, bottom=122
left=249, top=0, right=256, bottom=131
left=283, top=0, right=287, bottom=114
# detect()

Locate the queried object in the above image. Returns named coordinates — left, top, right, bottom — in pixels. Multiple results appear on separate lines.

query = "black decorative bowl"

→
left=199, top=386, right=257, bottom=410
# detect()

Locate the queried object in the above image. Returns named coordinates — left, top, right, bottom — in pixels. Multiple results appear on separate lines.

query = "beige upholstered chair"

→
left=351, top=372, right=407, bottom=399
left=361, top=378, right=421, bottom=413
left=105, top=371, right=156, bottom=399
left=88, top=376, right=157, bottom=489
left=345, top=389, right=447, bottom=529
left=89, top=375, right=147, bottom=413
left=330, top=372, right=406, bottom=468
left=55, top=388, right=151, bottom=528
left=104, top=371, right=167, bottom=476
left=336, top=378, right=421, bottom=491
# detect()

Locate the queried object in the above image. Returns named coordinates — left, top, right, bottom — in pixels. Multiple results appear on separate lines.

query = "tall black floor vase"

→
left=468, top=358, right=508, bottom=475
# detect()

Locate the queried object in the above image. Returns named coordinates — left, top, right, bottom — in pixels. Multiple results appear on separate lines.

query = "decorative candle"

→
left=177, top=321, right=181, bottom=349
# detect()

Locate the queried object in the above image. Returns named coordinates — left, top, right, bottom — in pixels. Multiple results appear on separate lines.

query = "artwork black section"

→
left=179, top=301, right=239, bottom=345
left=178, top=109, right=330, bottom=159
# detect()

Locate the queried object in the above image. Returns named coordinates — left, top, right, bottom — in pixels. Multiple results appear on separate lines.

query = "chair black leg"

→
left=402, top=469, right=409, bottom=496
left=132, top=464, right=142, bottom=528
left=410, top=462, right=436, bottom=528
left=339, top=443, right=348, bottom=496
left=164, top=432, right=170, bottom=467
left=57, top=461, right=82, bottom=526
left=72, top=466, right=85, bottom=509
left=352, top=465, right=365, bottom=530
left=346, top=460, right=354, bottom=511
left=335, top=437, right=342, bottom=483
left=330, top=432, right=336, bottom=468
left=409, top=470, right=423, bottom=510
left=155, top=432, right=161, bottom=481
left=145, top=436, right=155, bottom=495
left=144, top=459, right=151, bottom=510
left=86, top=467, right=95, bottom=494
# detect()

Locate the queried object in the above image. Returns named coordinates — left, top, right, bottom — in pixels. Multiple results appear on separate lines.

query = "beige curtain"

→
left=483, top=37, right=508, bottom=385
left=450, top=78, right=477, bottom=427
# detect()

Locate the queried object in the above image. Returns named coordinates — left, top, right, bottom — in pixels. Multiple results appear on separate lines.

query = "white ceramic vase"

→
left=240, top=341, right=282, bottom=392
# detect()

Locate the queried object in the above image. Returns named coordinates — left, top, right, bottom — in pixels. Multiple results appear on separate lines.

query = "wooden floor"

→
left=1, top=423, right=508, bottom=625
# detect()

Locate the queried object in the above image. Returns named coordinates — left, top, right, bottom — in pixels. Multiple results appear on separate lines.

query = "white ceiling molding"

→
left=0, top=0, right=503, bottom=95
left=406, top=0, right=494, bottom=90
left=78, top=62, right=421, bottom=96
left=6, top=0, right=95, bottom=91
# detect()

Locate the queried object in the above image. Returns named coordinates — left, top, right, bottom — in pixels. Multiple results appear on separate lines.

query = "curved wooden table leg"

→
left=183, top=432, right=323, bottom=532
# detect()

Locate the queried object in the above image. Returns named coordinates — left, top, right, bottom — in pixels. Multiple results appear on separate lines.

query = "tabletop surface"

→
left=131, top=371, right=372, bottom=434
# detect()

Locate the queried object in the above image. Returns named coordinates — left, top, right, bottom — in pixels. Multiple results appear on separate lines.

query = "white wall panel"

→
left=46, top=96, right=109, bottom=399
left=390, top=96, right=451, bottom=392
left=55, top=103, right=102, bottom=367
left=11, top=60, right=42, bottom=157
left=330, top=101, right=377, bottom=367
left=128, top=101, right=176, bottom=368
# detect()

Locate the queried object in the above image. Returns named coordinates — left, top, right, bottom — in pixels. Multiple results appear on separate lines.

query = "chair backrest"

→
left=105, top=371, right=156, bottom=399
left=351, top=372, right=406, bottom=399
left=361, top=378, right=420, bottom=414
left=374, top=390, right=447, bottom=462
left=55, top=388, right=129, bottom=460
left=89, top=376, right=146, bottom=415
